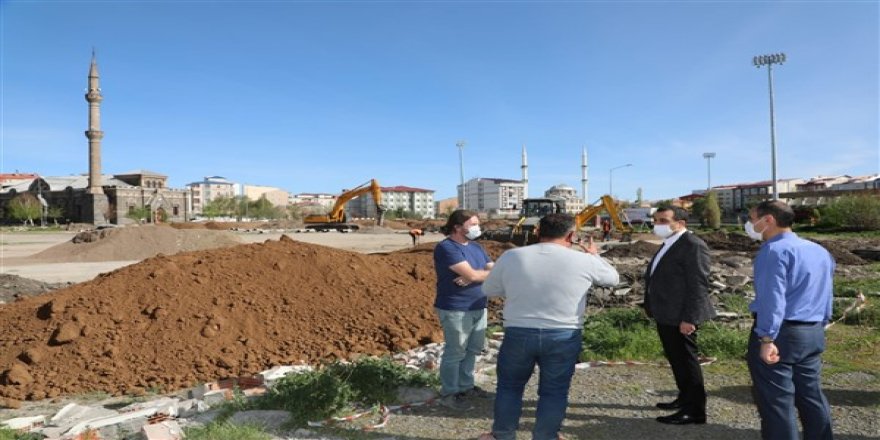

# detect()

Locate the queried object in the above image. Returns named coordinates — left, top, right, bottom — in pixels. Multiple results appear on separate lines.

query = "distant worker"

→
left=601, top=219, right=612, bottom=242
left=409, top=228, right=424, bottom=247
left=746, top=200, right=834, bottom=440
left=432, top=209, right=494, bottom=410
left=479, top=213, right=619, bottom=440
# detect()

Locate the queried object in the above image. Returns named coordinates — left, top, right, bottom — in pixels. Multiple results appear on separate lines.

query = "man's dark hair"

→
left=655, top=206, right=689, bottom=222
left=755, top=200, right=795, bottom=228
left=538, top=213, right=575, bottom=239
left=440, top=209, right=478, bottom=235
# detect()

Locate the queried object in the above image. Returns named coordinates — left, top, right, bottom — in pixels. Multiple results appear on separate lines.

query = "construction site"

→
left=0, top=217, right=877, bottom=439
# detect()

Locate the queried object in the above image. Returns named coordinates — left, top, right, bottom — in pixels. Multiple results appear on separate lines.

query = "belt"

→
left=751, top=313, right=820, bottom=326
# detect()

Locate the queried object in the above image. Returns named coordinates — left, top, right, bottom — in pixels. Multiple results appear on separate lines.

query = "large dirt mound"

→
left=29, top=225, right=242, bottom=263
left=0, top=237, right=504, bottom=401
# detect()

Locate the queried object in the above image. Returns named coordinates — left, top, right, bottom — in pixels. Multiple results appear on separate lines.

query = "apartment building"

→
left=347, top=185, right=436, bottom=219
left=544, top=183, right=586, bottom=214
left=458, top=178, right=525, bottom=217
left=242, top=185, right=289, bottom=207
left=186, top=176, right=237, bottom=215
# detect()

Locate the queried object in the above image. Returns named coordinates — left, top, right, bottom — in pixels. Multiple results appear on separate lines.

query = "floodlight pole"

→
left=702, top=152, right=716, bottom=190
left=754, top=53, right=786, bottom=200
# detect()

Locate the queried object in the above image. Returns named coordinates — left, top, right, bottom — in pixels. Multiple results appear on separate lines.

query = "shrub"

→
left=254, top=357, right=438, bottom=426
left=582, top=308, right=663, bottom=361
left=819, top=194, right=880, bottom=231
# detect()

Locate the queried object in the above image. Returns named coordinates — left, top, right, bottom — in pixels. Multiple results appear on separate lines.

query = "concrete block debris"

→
left=1, top=414, right=46, bottom=432
left=258, top=364, right=313, bottom=386
left=141, top=420, right=183, bottom=440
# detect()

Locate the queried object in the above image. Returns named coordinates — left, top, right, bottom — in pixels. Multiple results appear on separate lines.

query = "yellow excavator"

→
left=574, top=195, right=634, bottom=242
left=481, top=195, right=633, bottom=245
left=303, top=179, right=385, bottom=232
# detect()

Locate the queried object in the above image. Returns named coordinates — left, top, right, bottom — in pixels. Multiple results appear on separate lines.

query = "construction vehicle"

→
left=303, top=179, right=385, bottom=231
left=481, top=195, right=633, bottom=245
left=574, top=195, right=634, bottom=241
left=480, top=198, right=564, bottom=246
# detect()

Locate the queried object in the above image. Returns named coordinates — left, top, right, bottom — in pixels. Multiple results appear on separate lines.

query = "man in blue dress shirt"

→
left=745, top=200, right=834, bottom=440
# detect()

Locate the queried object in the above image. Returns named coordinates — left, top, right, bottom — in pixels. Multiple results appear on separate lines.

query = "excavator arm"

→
left=304, top=179, right=384, bottom=229
left=574, top=195, right=633, bottom=240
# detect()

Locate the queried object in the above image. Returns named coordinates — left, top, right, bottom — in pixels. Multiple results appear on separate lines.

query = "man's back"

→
left=483, top=243, right=619, bottom=329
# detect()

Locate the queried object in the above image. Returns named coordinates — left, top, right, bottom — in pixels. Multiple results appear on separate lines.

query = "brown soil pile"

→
left=697, top=230, right=761, bottom=252
left=601, top=241, right=661, bottom=259
left=808, top=239, right=867, bottom=265
left=0, top=238, right=515, bottom=402
left=30, top=225, right=242, bottom=263
left=0, top=275, right=71, bottom=304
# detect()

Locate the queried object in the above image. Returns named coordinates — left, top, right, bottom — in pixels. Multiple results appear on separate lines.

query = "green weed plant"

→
left=183, top=422, right=272, bottom=440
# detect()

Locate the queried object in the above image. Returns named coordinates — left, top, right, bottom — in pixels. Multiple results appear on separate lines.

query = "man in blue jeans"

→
left=480, top=214, right=619, bottom=440
left=745, top=200, right=834, bottom=440
left=433, top=209, right=494, bottom=410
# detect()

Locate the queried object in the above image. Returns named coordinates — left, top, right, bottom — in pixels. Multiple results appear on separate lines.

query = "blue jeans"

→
left=436, top=308, right=487, bottom=396
left=492, top=327, right=582, bottom=440
left=747, top=321, right=833, bottom=440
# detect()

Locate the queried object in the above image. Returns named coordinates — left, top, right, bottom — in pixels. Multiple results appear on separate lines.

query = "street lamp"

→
left=456, top=140, right=466, bottom=209
left=609, top=163, right=633, bottom=199
left=753, top=52, right=786, bottom=200
left=702, top=152, right=716, bottom=190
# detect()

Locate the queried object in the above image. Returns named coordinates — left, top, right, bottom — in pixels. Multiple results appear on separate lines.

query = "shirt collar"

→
left=663, top=228, right=687, bottom=247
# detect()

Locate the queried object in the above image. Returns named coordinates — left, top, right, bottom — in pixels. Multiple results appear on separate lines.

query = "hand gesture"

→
left=579, top=236, right=599, bottom=255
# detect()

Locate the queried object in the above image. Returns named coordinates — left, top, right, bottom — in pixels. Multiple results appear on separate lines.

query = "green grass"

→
left=183, top=422, right=273, bottom=440
left=823, top=324, right=880, bottom=374
left=717, top=293, right=752, bottom=315
left=795, top=226, right=880, bottom=239
left=0, top=427, right=41, bottom=440
left=835, top=262, right=880, bottom=297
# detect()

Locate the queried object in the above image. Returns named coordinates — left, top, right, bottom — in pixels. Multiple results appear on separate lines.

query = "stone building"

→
left=544, top=183, right=585, bottom=214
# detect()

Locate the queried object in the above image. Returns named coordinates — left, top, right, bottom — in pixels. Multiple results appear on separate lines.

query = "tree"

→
left=655, top=199, right=675, bottom=209
left=203, top=196, right=236, bottom=218
left=690, top=197, right=707, bottom=227
left=7, top=193, right=41, bottom=225
left=703, top=191, right=722, bottom=229
left=47, top=206, right=65, bottom=225
left=126, top=206, right=151, bottom=223
left=819, top=194, right=880, bottom=231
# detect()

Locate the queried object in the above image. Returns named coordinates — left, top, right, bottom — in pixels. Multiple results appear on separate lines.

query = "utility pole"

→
left=457, top=140, right=466, bottom=209
left=753, top=53, right=786, bottom=200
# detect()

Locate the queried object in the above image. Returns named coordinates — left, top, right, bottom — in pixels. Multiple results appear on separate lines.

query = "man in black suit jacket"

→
left=643, top=207, right=715, bottom=425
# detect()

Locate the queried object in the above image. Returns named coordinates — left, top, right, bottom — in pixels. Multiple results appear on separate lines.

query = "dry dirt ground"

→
left=0, top=228, right=876, bottom=440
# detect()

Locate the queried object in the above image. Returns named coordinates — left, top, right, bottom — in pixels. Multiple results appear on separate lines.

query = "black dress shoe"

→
left=656, top=411, right=706, bottom=425
left=655, top=400, right=684, bottom=410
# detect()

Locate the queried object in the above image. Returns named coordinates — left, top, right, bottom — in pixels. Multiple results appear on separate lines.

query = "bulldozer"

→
left=480, top=195, right=633, bottom=246
left=303, top=179, right=385, bottom=232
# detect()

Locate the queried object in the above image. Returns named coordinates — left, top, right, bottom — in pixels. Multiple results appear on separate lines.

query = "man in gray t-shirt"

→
left=480, top=213, right=619, bottom=440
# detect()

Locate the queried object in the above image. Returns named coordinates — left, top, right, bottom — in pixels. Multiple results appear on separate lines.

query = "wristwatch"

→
left=759, top=336, right=774, bottom=344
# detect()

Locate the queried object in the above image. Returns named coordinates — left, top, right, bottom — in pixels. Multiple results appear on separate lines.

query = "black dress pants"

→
left=657, top=323, right=707, bottom=415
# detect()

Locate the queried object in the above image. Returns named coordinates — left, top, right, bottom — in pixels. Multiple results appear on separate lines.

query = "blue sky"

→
left=2, top=1, right=878, bottom=202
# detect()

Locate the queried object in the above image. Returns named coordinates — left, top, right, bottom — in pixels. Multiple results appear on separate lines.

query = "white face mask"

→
left=464, top=225, right=482, bottom=240
left=744, top=218, right=765, bottom=241
left=653, top=224, right=674, bottom=239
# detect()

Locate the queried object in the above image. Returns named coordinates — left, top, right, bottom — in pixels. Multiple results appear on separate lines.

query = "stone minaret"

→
left=581, top=146, right=589, bottom=203
left=85, top=51, right=104, bottom=195
left=521, top=144, right=529, bottom=199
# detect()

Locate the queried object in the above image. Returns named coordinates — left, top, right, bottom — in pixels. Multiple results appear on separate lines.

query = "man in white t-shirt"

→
left=479, top=213, right=619, bottom=440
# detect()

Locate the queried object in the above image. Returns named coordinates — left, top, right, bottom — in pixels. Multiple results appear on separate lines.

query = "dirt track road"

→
left=0, top=229, right=444, bottom=284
